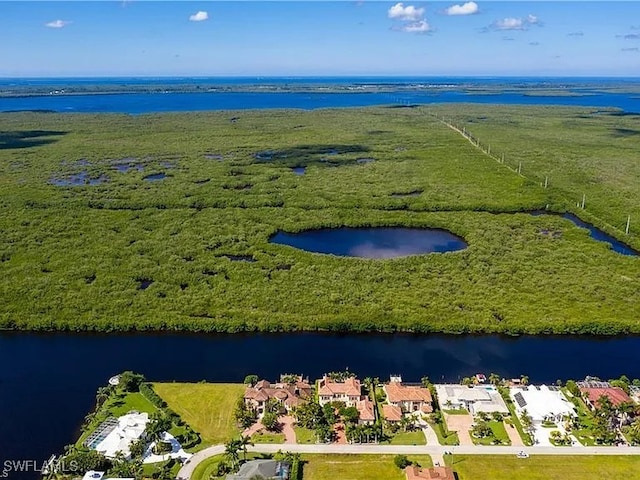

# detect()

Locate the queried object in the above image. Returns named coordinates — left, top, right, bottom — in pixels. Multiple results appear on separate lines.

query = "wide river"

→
left=1, top=78, right=639, bottom=476
left=2, top=332, right=640, bottom=472
left=1, top=76, right=639, bottom=113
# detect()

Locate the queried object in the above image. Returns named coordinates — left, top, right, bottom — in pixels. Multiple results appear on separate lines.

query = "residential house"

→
left=356, top=398, right=376, bottom=424
left=384, top=376, right=433, bottom=414
left=226, top=460, right=290, bottom=480
left=435, top=384, right=509, bottom=414
left=244, top=376, right=312, bottom=416
left=383, top=404, right=403, bottom=423
left=317, top=375, right=362, bottom=407
left=579, top=386, right=633, bottom=410
left=510, top=385, right=577, bottom=425
left=404, top=465, right=455, bottom=480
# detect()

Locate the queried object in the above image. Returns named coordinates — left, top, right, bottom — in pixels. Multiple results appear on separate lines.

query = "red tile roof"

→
left=383, top=404, right=403, bottom=422
left=405, top=466, right=455, bottom=480
left=385, top=382, right=433, bottom=404
left=356, top=399, right=376, bottom=422
left=318, top=376, right=362, bottom=397
left=579, top=387, right=632, bottom=407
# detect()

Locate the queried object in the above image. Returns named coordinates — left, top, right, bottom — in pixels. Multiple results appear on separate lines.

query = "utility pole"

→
left=581, top=194, right=586, bottom=209
left=518, top=162, right=522, bottom=175
left=544, top=176, right=548, bottom=188
left=626, top=215, right=631, bottom=235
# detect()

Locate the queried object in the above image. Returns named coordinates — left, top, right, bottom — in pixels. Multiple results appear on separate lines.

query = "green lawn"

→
left=251, top=431, right=285, bottom=444
left=301, top=454, right=433, bottom=480
left=107, top=392, right=157, bottom=417
left=153, top=382, right=245, bottom=445
left=447, top=455, right=640, bottom=480
left=442, top=408, right=469, bottom=415
left=295, top=426, right=317, bottom=444
left=385, top=430, right=426, bottom=445
left=429, top=421, right=460, bottom=446
left=471, top=421, right=511, bottom=446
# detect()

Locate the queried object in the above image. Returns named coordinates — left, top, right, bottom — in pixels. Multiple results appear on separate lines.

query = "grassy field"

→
left=251, top=431, right=285, bottom=443
left=0, top=107, right=639, bottom=334
left=295, top=426, right=317, bottom=444
left=471, top=421, right=511, bottom=446
left=385, top=430, right=427, bottom=445
left=153, top=382, right=245, bottom=445
left=301, top=454, right=433, bottom=480
left=448, top=455, right=640, bottom=480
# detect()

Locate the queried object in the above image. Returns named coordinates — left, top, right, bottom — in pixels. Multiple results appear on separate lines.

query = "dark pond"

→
left=270, top=227, right=467, bottom=258
left=219, top=254, right=257, bottom=262
left=356, top=157, right=375, bottom=164
left=2, top=331, right=640, bottom=476
left=291, top=166, right=306, bottom=176
left=137, top=279, right=153, bottom=290
left=530, top=211, right=638, bottom=256
left=391, top=191, right=423, bottom=198
left=113, top=163, right=144, bottom=173
left=49, top=171, right=107, bottom=186
left=142, top=173, right=166, bottom=182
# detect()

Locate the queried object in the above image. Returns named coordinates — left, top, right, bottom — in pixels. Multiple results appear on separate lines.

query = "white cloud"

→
left=489, top=14, right=541, bottom=31
left=493, top=17, right=524, bottom=30
left=189, top=11, right=208, bottom=22
left=401, top=19, right=431, bottom=33
left=388, top=3, right=425, bottom=21
left=444, top=2, right=478, bottom=16
left=45, top=19, right=70, bottom=28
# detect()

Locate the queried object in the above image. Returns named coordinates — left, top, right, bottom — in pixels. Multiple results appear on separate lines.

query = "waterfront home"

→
left=435, top=384, right=509, bottom=414
left=84, top=412, right=149, bottom=459
left=579, top=386, right=633, bottom=410
left=383, top=404, right=403, bottom=423
left=244, top=377, right=311, bottom=416
left=226, top=459, right=290, bottom=480
left=384, top=376, right=433, bottom=414
left=317, top=375, right=362, bottom=407
left=404, top=465, right=455, bottom=480
left=510, top=385, right=576, bottom=424
left=356, top=398, right=376, bottom=424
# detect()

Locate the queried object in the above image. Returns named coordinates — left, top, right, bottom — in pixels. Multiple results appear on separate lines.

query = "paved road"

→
left=177, top=442, right=640, bottom=479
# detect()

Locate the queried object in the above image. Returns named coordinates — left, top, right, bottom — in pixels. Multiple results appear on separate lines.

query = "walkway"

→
left=242, top=415, right=297, bottom=444
left=503, top=421, right=524, bottom=447
left=444, top=413, right=474, bottom=446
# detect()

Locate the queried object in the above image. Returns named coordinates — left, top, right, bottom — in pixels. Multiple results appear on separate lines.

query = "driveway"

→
left=444, top=413, right=474, bottom=446
left=242, top=415, right=297, bottom=444
left=504, top=421, right=524, bottom=447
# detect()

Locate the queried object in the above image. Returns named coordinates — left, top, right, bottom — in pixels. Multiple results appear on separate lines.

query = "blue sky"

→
left=1, top=1, right=639, bottom=77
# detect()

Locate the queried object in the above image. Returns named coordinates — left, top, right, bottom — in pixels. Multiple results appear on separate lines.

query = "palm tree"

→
left=238, top=434, right=254, bottom=462
left=520, top=375, right=529, bottom=386
left=488, top=373, right=501, bottom=386
left=224, top=439, right=241, bottom=470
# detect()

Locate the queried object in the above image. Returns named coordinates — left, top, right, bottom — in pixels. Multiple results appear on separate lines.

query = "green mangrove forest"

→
left=0, top=105, right=638, bottom=334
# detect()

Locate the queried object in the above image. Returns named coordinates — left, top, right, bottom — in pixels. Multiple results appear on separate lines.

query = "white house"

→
left=510, top=385, right=577, bottom=424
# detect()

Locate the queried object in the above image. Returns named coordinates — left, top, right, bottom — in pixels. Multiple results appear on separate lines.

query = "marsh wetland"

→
left=0, top=105, right=638, bottom=335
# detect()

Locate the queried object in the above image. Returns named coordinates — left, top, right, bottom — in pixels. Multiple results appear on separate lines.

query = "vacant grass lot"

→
left=0, top=108, right=638, bottom=335
left=448, top=455, right=640, bottom=480
left=302, top=454, right=433, bottom=480
left=153, top=383, right=244, bottom=445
